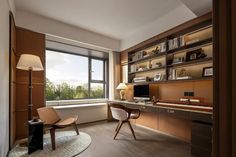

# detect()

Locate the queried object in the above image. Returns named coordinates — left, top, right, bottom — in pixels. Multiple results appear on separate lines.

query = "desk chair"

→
left=37, top=107, right=79, bottom=150
left=109, top=104, right=140, bottom=140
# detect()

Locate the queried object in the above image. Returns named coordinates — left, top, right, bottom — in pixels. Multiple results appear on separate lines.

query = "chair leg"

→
left=50, top=128, right=56, bottom=150
left=74, top=122, right=79, bottom=135
left=113, top=121, right=123, bottom=140
left=115, top=121, right=121, bottom=132
left=128, top=121, right=136, bottom=140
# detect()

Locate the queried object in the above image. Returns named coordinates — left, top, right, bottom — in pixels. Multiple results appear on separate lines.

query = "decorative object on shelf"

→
left=116, top=83, right=128, bottom=100
left=202, top=66, right=213, bottom=77
left=186, top=48, right=202, bottom=61
left=179, top=36, right=185, bottom=47
left=130, top=64, right=137, bottom=73
left=137, top=65, right=149, bottom=72
left=151, top=61, right=162, bottom=68
left=172, top=57, right=185, bottom=65
left=142, top=51, right=149, bottom=58
left=153, top=73, right=162, bottom=81
left=176, top=68, right=192, bottom=80
left=151, top=96, right=158, bottom=104
left=168, top=68, right=176, bottom=80
left=153, top=45, right=160, bottom=54
left=133, top=77, right=149, bottom=83
left=177, top=68, right=188, bottom=77
left=160, top=42, right=167, bottom=53
left=130, top=51, right=143, bottom=62
left=197, top=52, right=207, bottom=59
left=173, top=38, right=179, bottom=49
left=16, top=54, right=44, bottom=121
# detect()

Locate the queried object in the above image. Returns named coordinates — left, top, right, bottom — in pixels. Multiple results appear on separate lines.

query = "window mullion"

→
left=88, top=57, right=91, bottom=98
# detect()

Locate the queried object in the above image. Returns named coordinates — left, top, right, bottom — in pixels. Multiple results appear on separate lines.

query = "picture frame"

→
left=154, top=73, right=162, bottom=81
left=186, top=49, right=202, bottom=61
left=202, top=66, right=213, bottom=77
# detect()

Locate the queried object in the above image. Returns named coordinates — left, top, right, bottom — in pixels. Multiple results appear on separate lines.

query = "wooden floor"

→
left=66, top=121, right=191, bottom=157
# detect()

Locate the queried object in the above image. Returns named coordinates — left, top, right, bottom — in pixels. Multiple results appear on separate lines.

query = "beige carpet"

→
left=9, top=131, right=91, bottom=157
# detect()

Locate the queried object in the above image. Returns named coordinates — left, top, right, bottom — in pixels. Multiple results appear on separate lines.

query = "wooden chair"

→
left=37, top=107, right=79, bottom=150
left=109, top=104, right=140, bottom=140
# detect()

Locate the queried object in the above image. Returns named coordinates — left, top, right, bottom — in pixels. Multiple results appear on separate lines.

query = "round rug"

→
left=9, top=131, right=91, bottom=157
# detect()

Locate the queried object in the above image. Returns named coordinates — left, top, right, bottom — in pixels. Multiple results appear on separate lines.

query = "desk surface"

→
left=109, top=100, right=213, bottom=114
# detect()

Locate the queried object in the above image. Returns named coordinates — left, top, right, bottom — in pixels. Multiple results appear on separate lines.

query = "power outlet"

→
left=184, top=92, right=189, bottom=96
left=188, top=91, right=194, bottom=96
left=184, top=91, right=194, bottom=96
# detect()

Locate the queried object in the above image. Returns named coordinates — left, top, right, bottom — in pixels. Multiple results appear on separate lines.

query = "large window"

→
left=46, top=49, right=107, bottom=101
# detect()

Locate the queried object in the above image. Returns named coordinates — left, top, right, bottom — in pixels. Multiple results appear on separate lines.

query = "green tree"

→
left=59, top=82, right=76, bottom=100
left=75, top=85, right=89, bottom=98
left=90, top=85, right=104, bottom=98
left=46, top=78, right=104, bottom=100
left=46, top=78, right=56, bottom=100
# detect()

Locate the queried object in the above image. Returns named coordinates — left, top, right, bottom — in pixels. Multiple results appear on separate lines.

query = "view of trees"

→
left=46, top=78, right=104, bottom=100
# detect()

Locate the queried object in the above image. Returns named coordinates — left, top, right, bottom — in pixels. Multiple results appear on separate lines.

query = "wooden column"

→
left=9, top=12, right=16, bottom=148
left=15, top=28, right=45, bottom=140
left=213, top=0, right=236, bottom=156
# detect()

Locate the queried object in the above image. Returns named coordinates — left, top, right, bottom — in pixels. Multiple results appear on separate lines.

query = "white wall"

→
left=120, top=4, right=196, bottom=50
left=54, top=104, right=107, bottom=124
left=0, top=0, right=15, bottom=156
left=15, top=10, right=121, bottom=51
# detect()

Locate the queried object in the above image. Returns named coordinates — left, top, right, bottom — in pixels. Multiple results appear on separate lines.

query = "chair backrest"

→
left=37, top=107, right=60, bottom=125
left=110, top=107, right=128, bottom=121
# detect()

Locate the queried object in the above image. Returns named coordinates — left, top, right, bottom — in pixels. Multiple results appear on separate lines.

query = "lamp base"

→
left=120, top=90, right=126, bottom=100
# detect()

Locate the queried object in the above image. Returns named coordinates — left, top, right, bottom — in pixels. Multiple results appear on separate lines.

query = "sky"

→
left=46, top=50, right=103, bottom=87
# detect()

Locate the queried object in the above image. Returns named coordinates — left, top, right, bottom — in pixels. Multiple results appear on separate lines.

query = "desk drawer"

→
left=125, top=104, right=157, bottom=112
left=159, top=108, right=189, bottom=119
left=191, top=112, right=212, bottom=123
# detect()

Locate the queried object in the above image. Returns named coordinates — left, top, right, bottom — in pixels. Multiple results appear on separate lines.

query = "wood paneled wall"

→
left=12, top=27, right=45, bottom=140
left=125, top=80, right=213, bottom=105
left=9, top=13, right=16, bottom=148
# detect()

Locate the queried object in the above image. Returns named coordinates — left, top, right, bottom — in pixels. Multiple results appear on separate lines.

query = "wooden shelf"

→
left=124, top=14, right=213, bottom=86
left=128, top=52, right=166, bottom=65
left=167, top=57, right=213, bottom=68
left=167, top=38, right=212, bottom=55
left=128, top=66, right=166, bottom=75
left=126, top=77, right=212, bottom=85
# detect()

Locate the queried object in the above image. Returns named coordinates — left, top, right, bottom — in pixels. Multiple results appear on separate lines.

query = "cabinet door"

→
left=122, top=65, right=128, bottom=83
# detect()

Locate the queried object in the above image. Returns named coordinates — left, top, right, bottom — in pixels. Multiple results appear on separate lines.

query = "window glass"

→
left=90, top=83, right=104, bottom=98
left=91, top=59, right=104, bottom=81
left=46, top=50, right=107, bottom=102
left=46, top=50, right=89, bottom=100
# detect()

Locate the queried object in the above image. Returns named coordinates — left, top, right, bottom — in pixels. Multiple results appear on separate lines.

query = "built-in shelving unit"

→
left=124, top=14, right=213, bottom=85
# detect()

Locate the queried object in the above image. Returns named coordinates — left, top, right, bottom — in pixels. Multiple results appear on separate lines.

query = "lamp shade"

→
left=116, top=83, right=127, bottom=90
left=16, top=54, right=44, bottom=71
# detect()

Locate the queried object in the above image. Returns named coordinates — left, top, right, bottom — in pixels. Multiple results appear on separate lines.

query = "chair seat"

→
left=130, top=113, right=139, bottom=119
left=55, top=116, right=78, bottom=127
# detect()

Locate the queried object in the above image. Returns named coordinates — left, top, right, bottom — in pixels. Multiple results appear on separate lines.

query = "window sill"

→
left=46, top=99, right=108, bottom=106
left=53, top=103, right=107, bottom=109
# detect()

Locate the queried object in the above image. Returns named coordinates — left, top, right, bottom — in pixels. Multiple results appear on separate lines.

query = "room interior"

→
left=0, top=0, right=235, bottom=157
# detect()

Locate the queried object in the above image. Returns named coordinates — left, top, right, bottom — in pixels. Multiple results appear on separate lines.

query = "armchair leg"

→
left=128, top=121, right=136, bottom=140
left=50, top=128, right=56, bottom=150
left=74, top=122, right=79, bottom=135
left=115, top=121, right=121, bottom=132
left=114, top=121, right=123, bottom=140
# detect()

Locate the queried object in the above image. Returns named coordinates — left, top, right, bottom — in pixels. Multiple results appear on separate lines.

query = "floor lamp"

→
left=16, top=54, right=44, bottom=121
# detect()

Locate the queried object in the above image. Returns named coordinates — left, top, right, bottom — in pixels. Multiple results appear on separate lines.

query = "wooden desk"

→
left=108, top=100, right=213, bottom=157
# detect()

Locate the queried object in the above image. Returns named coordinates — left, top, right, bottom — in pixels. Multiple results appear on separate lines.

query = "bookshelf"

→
left=122, top=13, right=213, bottom=85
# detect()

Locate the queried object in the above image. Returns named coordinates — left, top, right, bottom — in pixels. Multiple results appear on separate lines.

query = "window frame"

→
left=45, top=48, right=109, bottom=101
